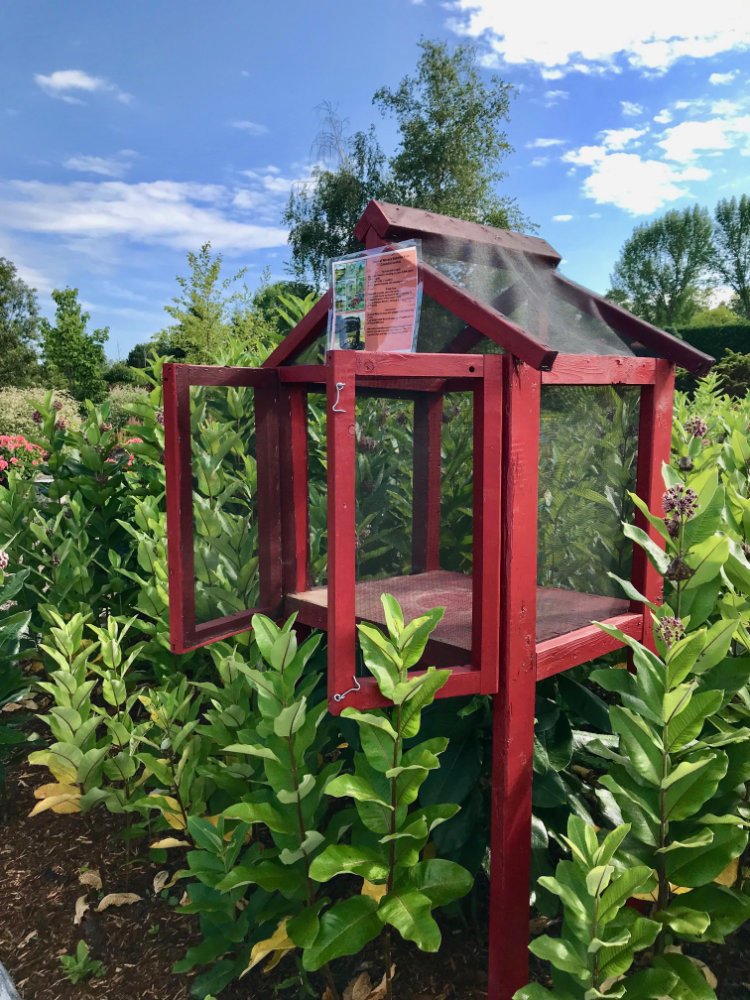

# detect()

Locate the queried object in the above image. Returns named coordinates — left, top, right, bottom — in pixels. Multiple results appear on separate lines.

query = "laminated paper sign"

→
left=329, top=241, right=421, bottom=352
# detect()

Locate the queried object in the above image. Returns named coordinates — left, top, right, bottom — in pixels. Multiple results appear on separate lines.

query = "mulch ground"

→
left=1, top=753, right=749, bottom=999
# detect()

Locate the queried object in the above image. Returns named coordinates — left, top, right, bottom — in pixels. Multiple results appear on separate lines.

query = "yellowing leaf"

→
left=361, top=879, right=387, bottom=903
left=242, top=918, right=295, bottom=976
left=150, top=837, right=190, bottom=849
left=79, top=870, right=102, bottom=891
left=153, top=869, right=184, bottom=893
left=148, top=793, right=186, bottom=830
left=29, top=750, right=77, bottom=784
left=714, top=858, right=738, bottom=887
left=73, top=895, right=89, bottom=926
left=29, top=783, right=81, bottom=816
left=96, top=892, right=142, bottom=911
left=138, top=694, right=166, bottom=728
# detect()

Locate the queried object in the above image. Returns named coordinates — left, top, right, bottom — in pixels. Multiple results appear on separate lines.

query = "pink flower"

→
left=0, top=460, right=7, bottom=471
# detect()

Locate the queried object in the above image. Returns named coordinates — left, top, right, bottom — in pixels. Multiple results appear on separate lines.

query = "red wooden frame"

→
left=324, top=350, right=503, bottom=714
left=163, top=363, right=282, bottom=652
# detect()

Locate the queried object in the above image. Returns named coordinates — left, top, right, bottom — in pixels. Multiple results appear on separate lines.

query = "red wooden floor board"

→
left=286, top=569, right=629, bottom=651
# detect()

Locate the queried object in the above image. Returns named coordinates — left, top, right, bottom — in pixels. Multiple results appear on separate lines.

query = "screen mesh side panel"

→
left=537, top=385, right=640, bottom=598
left=190, top=383, right=259, bottom=624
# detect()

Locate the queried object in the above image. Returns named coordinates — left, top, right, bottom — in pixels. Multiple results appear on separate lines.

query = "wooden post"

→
left=488, top=357, right=541, bottom=1000
left=473, top=354, right=503, bottom=695
left=630, top=361, right=675, bottom=649
left=327, top=351, right=358, bottom=714
left=412, top=394, right=443, bottom=573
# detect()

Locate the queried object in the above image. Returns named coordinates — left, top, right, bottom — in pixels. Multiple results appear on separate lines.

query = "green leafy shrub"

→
left=0, top=385, right=79, bottom=437
left=107, top=383, right=148, bottom=430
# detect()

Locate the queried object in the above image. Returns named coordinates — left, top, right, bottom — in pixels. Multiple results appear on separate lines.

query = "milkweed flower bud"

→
left=656, top=615, right=685, bottom=648
left=662, top=484, right=699, bottom=521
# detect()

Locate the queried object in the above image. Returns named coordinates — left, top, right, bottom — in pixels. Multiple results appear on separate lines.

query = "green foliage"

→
left=0, top=386, right=79, bottom=437
left=107, top=383, right=148, bottom=430
left=711, top=350, right=750, bottom=398
left=515, top=818, right=661, bottom=1000
left=608, top=206, right=714, bottom=327
left=713, top=195, right=750, bottom=320
left=285, top=39, right=528, bottom=285
left=40, top=287, right=109, bottom=403
left=0, top=257, right=40, bottom=387
left=308, top=597, right=472, bottom=997
left=59, top=940, right=106, bottom=984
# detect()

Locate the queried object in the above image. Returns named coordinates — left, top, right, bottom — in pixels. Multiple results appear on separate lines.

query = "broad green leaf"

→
left=378, top=890, right=441, bottom=951
left=665, top=752, right=727, bottom=821
left=273, top=697, right=307, bottom=739
left=325, top=773, right=392, bottom=809
left=279, top=830, right=325, bottom=865
left=666, top=691, right=723, bottom=753
left=381, top=593, right=404, bottom=639
left=397, top=669, right=450, bottom=737
left=216, top=861, right=305, bottom=894
left=395, top=857, right=473, bottom=907
left=677, top=884, right=750, bottom=942
left=654, top=905, right=710, bottom=935
left=302, top=896, right=381, bottom=970
left=357, top=624, right=400, bottom=698
left=621, top=967, right=679, bottom=1000
left=529, top=936, right=588, bottom=977
left=666, top=631, right=707, bottom=688
left=597, top=866, right=652, bottom=927
left=684, top=535, right=729, bottom=590
left=223, top=743, right=280, bottom=762
left=223, top=800, right=295, bottom=835
left=665, top=823, right=747, bottom=887
left=308, top=844, right=389, bottom=882
left=653, top=953, right=717, bottom=1000
left=277, top=774, right=315, bottom=804
left=610, top=707, right=662, bottom=785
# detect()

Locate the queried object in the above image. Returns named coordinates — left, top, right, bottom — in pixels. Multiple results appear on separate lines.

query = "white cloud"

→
left=576, top=153, right=710, bottom=213
left=526, top=137, right=565, bottom=148
left=530, top=156, right=550, bottom=167
left=659, top=114, right=750, bottom=160
left=543, top=89, right=568, bottom=106
left=654, top=109, right=673, bottom=124
left=447, top=1, right=750, bottom=76
left=63, top=150, right=137, bottom=178
left=600, top=127, right=646, bottom=150
left=0, top=179, right=289, bottom=254
left=709, top=70, right=738, bottom=85
left=230, top=120, right=268, bottom=135
left=35, top=69, right=132, bottom=105
left=552, top=214, right=573, bottom=222
left=620, top=101, right=644, bottom=117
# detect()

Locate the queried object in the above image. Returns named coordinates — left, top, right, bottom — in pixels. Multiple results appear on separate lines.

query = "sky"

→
left=2, top=0, right=750, bottom=360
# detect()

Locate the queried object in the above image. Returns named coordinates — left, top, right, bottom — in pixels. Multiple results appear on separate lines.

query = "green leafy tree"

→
left=285, top=126, right=394, bottom=286
left=608, top=206, right=714, bottom=327
left=374, top=39, right=523, bottom=230
left=158, top=243, right=246, bottom=362
left=285, top=39, right=527, bottom=285
left=40, top=288, right=108, bottom=403
left=0, top=257, right=41, bottom=387
left=713, top=195, right=750, bottom=320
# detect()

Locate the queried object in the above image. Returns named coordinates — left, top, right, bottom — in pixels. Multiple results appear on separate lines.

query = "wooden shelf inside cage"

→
left=285, top=569, right=632, bottom=666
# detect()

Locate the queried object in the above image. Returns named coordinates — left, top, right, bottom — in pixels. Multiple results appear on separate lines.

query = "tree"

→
left=713, top=195, right=750, bottom=320
left=284, top=126, right=394, bottom=286
left=0, top=258, right=40, bottom=387
left=608, top=206, right=714, bottom=327
left=158, top=243, right=248, bottom=362
left=374, top=38, right=523, bottom=229
left=40, top=288, right=109, bottom=403
left=284, top=39, right=527, bottom=285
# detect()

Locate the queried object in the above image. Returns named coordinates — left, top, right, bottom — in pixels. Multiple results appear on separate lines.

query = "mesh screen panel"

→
left=421, top=235, right=645, bottom=357
left=190, top=384, right=259, bottom=624
left=307, top=390, right=328, bottom=587
left=537, top=385, right=640, bottom=598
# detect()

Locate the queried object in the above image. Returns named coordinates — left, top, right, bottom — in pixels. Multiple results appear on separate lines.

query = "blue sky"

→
left=2, top=1, right=750, bottom=359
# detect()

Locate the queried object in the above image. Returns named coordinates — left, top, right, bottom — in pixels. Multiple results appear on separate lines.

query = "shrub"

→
left=107, top=383, right=148, bottom=430
left=0, top=386, right=80, bottom=437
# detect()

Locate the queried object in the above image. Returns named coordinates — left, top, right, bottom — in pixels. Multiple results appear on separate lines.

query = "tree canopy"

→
left=40, top=287, right=109, bottom=403
left=0, top=258, right=40, bottom=387
left=284, top=39, right=527, bottom=286
left=608, top=206, right=715, bottom=328
left=713, top=195, right=750, bottom=320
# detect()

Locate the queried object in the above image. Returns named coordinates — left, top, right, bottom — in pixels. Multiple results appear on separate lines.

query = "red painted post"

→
left=474, top=354, right=503, bottom=695
left=488, top=357, right=541, bottom=1000
left=630, top=360, right=675, bottom=648
left=254, top=376, right=284, bottom=615
left=327, top=350, right=358, bottom=714
left=412, top=393, right=443, bottom=573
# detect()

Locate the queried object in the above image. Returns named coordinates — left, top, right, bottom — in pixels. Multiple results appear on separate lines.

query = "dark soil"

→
left=1, top=756, right=749, bottom=999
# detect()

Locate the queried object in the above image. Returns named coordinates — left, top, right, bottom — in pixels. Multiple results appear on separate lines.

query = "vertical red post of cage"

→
left=279, top=384, right=310, bottom=594
left=630, top=360, right=675, bottom=648
left=254, top=374, right=284, bottom=615
left=473, top=354, right=503, bottom=695
left=162, top=363, right=196, bottom=652
left=488, top=357, right=541, bottom=1000
left=327, top=351, right=357, bottom=714
left=412, top=393, right=443, bottom=573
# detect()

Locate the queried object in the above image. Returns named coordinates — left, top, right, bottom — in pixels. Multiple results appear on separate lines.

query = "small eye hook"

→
left=333, top=675, right=361, bottom=702
left=332, top=382, right=347, bottom=413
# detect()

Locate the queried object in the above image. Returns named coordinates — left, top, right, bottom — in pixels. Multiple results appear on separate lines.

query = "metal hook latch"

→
left=333, top=675, right=361, bottom=702
left=332, top=382, right=347, bottom=413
